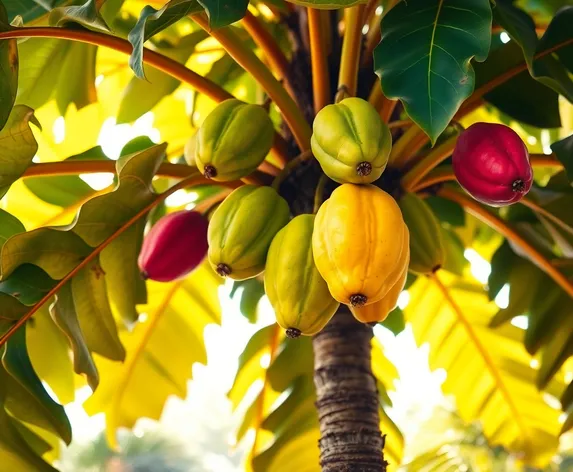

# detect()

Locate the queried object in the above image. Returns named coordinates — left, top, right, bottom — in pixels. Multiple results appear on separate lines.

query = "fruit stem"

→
left=338, top=4, right=366, bottom=96
left=0, top=173, right=223, bottom=349
left=193, top=14, right=312, bottom=152
left=438, top=187, right=573, bottom=300
left=401, top=134, right=459, bottom=191
left=388, top=124, right=424, bottom=167
left=308, top=7, right=331, bottom=113
left=313, top=174, right=329, bottom=214
left=271, top=149, right=314, bottom=190
left=388, top=119, right=414, bottom=130
left=241, top=10, right=294, bottom=97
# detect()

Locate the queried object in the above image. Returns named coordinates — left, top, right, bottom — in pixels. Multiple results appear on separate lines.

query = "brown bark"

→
left=313, top=306, right=386, bottom=472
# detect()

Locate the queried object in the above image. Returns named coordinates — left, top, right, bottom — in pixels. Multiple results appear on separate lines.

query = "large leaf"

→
left=84, top=263, right=221, bottom=448
left=284, top=0, right=367, bottom=8
left=71, top=257, right=126, bottom=362
left=0, top=265, right=57, bottom=306
left=0, top=2, right=18, bottom=133
left=2, top=326, right=72, bottom=444
left=0, top=368, right=58, bottom=472
left=374, top=0, right=492, bottom=143
left=198, top=0, right=249, bottom=29
left=0, top=293, right=27, bottom=337
left=405, top=273, right=562, bottom=467
left=3, top=0, right=65, bottom=23
left=128, top=0, right=204, bottom=79
left=49, top=0, right=110, bottom=32
left=552, top=134, right=573, bottom=182
left=0, top=209, right=24, bottom=247
left=0, top=106, right=40, bottom=199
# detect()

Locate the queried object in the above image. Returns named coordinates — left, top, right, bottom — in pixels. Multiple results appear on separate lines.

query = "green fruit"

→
left=311, top=97, right=392, bottom=184
left=265, top=215, right=339, bottom=337
left=208, top=185, right=290, bottom=280
left=184, top=132, right=197, bottom=167
left=399, top=192, right=445, bottom=275
left=196, top=99, right=275, bottom=181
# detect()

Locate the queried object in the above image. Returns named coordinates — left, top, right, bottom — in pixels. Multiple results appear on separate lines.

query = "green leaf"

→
left=198, top=0, right=249, bottom=29
left=71, top=258, right=126, bottom=362
left=494, top=2, right=573, bottom=102
left=49, top=284, right=99, bottom=391
left=284, top=0, right=367, bottom=8
left=374, top=0, right=492, bottom=143
left=552, top=134, right=573, bottom=183
left=100, top=218, right=147, bottom=324
left=49, top=0, right=110, bottom=32
left=488, top=240, right=516, bottom=300
left=118, top=31, right=208, bottom=123
left=425, top=195, right=465, bottom=227
left=0, top=371, right=58, bottom=472
left=0, top=293, right=27, bottom=337
left=70, top=143, right=168, bottom=246
left=0, top=228, right=92, bottom=281
left=0, top=3, right=18, bottom=133
left=0, top=265, right=56, bottom=306
left=24, top=146, right=111, bottom=207
left=474, top=40, right=561, bottom=129
left=0, top=105, right=40, bottom=199
left=0, top=209, right=24, bottom=247
left=441, top=227, right=468, bottom=276
left=231, top=278, right=265, bottom=323
left=538, top=313, right=573, bottom=389
left=268, top=337, right=314, bottom=392
left=3, top=0, right=66, bottom=23
left=2, top=325, right=72, bottom=444
left=380, top=307, right=406, bottom=335
left=128, top=0, right=204, bottom=79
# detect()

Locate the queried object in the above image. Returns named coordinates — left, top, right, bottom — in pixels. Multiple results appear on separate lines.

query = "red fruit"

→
left=138, top=210, right=208, bottom=282
left=452, top=123, right=532, bottom=207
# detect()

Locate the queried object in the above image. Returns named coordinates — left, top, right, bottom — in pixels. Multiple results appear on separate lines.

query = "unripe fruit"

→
left=265, top=215, right=339, bottom=337
left=399, top=192, right=445, bottom=275
left=208, top=185, right=290, bottom=280
left=350, top=265, right=407, bottom=324
left=184, top=132, right=197, bottom=167
left=138, top=211, right=208, bottom=282
left=312, top=184, right=410, bottom=307
left=195, top=99, right=274, bottom=181
left=311, top=97, right=392, bottom=184
left=452, top=123, right=532, bottom=207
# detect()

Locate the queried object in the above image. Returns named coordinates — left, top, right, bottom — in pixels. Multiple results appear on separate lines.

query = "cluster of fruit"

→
left=138, top=96, right=534, bottom=337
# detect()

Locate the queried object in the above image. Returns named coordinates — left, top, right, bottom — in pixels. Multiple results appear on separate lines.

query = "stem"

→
left=380, top=98, right=397, bottom=123
left=271, top=150, right=313, bottom=190
left=241, top=11, right=293, bottom=94
left=520, top=198, right=573, bottom=237
left=388, top=119, right=413, bottom=130
left=368, top=79, right=384, bottom=110
left=438, top=187, right=573, bottom=300
left=401, top=134, right=458, bottom=191
left=193, top=15, right=312, bottom=151
left=413, top=155, right=564, bottom=191
left=313, top=174, right=328, bottom=214
left=338, top=5, right=366, bottom=96
left=0, top=26, right=290, bottom=164
left=308, top=8, right=331, bottom=112
left=0, top=174, right=236, bottom=348
left=388, top=124, right=422, bottom=166
left=313, top=307, right=386, bottom=472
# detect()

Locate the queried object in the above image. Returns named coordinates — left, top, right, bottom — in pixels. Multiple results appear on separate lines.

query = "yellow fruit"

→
left=350, top=265, right=407, bottom=324
left=265, top=215, right=339, bottom=337
left=312, top=184, right=410, bottom=307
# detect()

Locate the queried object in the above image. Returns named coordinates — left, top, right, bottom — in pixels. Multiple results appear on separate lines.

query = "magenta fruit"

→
left=138, top=210, right=208, bottom=282
left=452, top=122, right=533, bottom=207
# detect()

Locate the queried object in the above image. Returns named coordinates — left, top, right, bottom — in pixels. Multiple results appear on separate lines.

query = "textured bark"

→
left=313, top=307, right=386, bottom=472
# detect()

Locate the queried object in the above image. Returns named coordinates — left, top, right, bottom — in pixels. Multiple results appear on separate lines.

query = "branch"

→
left=520, top=197, right=573, bottom=237
left=338, top=4, right=366, bottom=96
left=438, top=187, right=573, bottom=300
left=308, top=8, right=331, bottom=112
left=193, top=15, right=312, bottom=151
left=0, top=174, right=242, bottom=348
left=0, top=26, right=291, bottom=165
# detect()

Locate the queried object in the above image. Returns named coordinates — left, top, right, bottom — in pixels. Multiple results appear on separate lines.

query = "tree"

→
left=0, top=0, right=571, bottom=470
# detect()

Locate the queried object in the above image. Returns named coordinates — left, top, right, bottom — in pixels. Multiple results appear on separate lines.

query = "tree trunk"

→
left=313, top=306, right=386, bottom=472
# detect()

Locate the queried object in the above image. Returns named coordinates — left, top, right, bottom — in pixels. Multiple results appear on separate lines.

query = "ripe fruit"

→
left=312, top=184, right=410, bottom=307
left=350, top=265, right=407, bottom=324
left=138, top=210, right=208, bottom=282
left=208, top=185, right=290, bottom=280
left=265, top=215, right=339, bottom=338
left=452, top=122, right=532, bottom=207
left=399, top=192, right=445, bottom=275
left=195, top=99, right=274, bottom=181
left=311, top=97, right=392, bottom=184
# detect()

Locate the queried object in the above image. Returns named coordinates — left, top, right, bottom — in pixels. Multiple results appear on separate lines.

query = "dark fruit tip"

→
left=140, top=271, right=149, bottom=281
left=511, top=179, right=526, bottom=193
left=349, top=294, right=368, bottom=307
left=203, top=165, right=218, bottom=179
left=216, top=263, right=231, bottom=277
left=356, top=161, right=372, bottom=177
left=286, top=328, right=301, bottom=339
left=431, top=264, right=442, bottom=274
